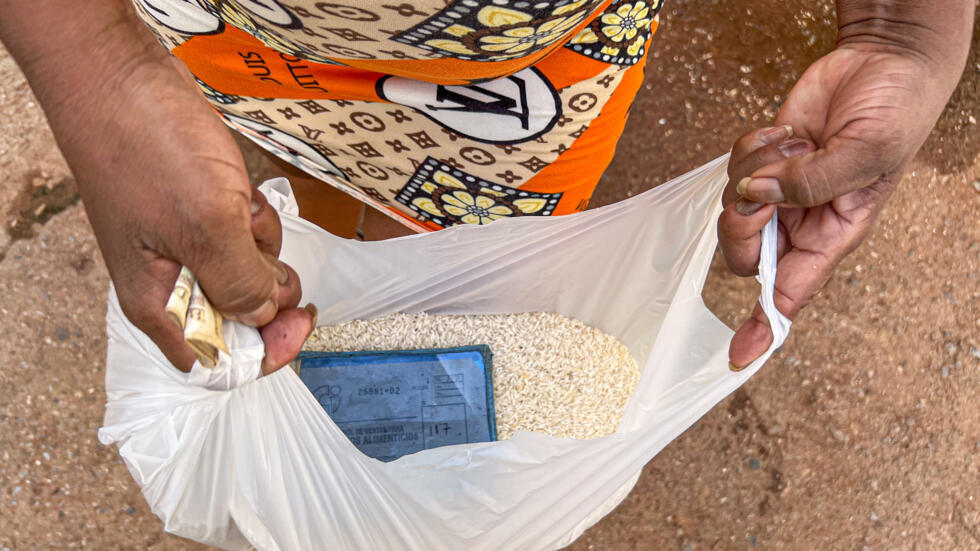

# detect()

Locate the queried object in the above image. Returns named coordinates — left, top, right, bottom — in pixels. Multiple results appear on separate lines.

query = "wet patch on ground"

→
left=2, top=171, right=79, bottom=259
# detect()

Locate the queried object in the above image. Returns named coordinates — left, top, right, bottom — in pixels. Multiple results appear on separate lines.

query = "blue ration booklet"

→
left=295, top=346, right=497, bottom=461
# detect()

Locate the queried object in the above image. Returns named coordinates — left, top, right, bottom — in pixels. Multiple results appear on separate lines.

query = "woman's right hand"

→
left=79, top=58, right=317, bottom=374
left=0, top=1, right=315, bottom=373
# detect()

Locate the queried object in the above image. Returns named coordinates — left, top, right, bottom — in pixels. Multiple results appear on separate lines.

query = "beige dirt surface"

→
left=1, top=1, right=978, bottom=549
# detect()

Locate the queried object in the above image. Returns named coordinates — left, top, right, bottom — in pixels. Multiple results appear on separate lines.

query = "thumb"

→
left=184, top=199, right=285, bottom=327
left=738, top=136, right=890, bottom=207
left=260, top=303, right=318, bottom=375
left=729, top=243, right=837, bottom=369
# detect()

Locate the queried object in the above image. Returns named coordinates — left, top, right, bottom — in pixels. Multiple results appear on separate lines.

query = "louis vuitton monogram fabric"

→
left=132, top=0, right=663, bottom=230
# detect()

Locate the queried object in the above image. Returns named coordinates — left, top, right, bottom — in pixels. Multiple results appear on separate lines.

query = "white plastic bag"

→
left=99, top=155, right=789, bottom=551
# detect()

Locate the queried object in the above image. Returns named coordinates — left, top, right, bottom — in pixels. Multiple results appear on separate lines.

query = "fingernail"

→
left=250, top=199, right=261, bottom=215
left=735, top=199, right=764, bottom=216
left=744, top=177, right=784, bottom=203
left=729, top=361, right=747, bottom=372
left=275, top=261, right=289, bottom=285
left=759, top=125, right=793, bottom=144
left=736, top=177, right=751, bottom=197
left=304, top=302, right=318, bottom=329
left=778, top=139, right=810, bottom=158
left=238, top=299, right=277, bottom=327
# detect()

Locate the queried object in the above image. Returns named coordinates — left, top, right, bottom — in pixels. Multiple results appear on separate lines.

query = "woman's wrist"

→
left=835, top=0, right=973, bottom=89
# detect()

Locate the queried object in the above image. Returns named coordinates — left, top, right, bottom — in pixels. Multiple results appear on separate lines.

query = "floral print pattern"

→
left=566, top=0, right=661, bottom=65
left=598, top=1, right=651, bottom=43
left=472, top=14, right=584, bottom=56
left=396, top=0, right=604, bottom=61
left=421, top=188, right=515, bottom=225
left=398, top=158, right=560, bottom=228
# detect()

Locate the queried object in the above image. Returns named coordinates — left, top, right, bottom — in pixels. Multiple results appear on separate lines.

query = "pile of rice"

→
left=304, top=312, right=640, bottom=440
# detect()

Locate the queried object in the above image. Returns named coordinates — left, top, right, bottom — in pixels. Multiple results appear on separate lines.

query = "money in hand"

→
left=165, top=266, right=195, bottom=330
left=166, top=268, right=230, bottom=368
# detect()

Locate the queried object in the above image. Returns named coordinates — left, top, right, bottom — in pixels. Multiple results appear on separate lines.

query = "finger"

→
left=729, top=245, right=838, bottom=369
left=250, top=188, right=283, bottom=257
left=731, top=139, right=816, bottom=182
left=717, top=200, right=777, bottom=276
left=187, top=193, right=281, bottom=327
left=726, top=139, right=817, bottom=205
left=117, top=259, right=197, bottom=372
left=729, top=302, right=773, bottom=370
left=730, top=124, right=795, bottom=162
left=725, top=125, right=795, bottom=205
left=739, top=135, right=891, bottom=207
left=219, top=251, right=298, bottom=326
left=275, top=260, right=303, bottom=310
left=259, top=303, right=317, bottom=375
left=252, top=191, right=310, bottom=312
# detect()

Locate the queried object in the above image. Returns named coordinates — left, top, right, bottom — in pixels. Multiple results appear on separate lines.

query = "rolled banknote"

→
left=165, top=266, right=195, bottom=330
left=184, top=281, right=230, bottom=368
left=166, top=268, right=230, bottom=368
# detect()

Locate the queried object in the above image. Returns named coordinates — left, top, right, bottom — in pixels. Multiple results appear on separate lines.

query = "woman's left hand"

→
left=719, top=35, right=970, bottom=369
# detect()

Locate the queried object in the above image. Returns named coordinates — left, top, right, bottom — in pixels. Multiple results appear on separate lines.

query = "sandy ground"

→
left=0, top=1, right=977, bottom=549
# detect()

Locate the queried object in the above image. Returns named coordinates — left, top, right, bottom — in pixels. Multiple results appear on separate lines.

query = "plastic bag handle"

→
left=258, top=178, right=300, bottom=216
left=756, top=213, right=792, bottom=351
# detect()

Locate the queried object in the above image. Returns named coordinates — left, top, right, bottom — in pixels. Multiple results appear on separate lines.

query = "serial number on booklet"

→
left=357, top=386, right=401, bottom=396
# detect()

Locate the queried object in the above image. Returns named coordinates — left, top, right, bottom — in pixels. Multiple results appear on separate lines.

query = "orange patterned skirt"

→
left=134, top=0, right=663, bottom=231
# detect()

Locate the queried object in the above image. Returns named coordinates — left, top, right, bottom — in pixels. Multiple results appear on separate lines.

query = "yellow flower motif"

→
left=433, top=171, right=468, bottom=189
left=412, top=197, right=443, bottom=217
left=626, top=36, right=644, bottom=56
left=476, top=6, right=533, bottom=27
left=599, top=1, right=651, bottom=43
left=444, top=23, right=476, bottom=37
left=477, top=15, right=583, bottom=55
left=424, top=38, right=478, bottom=55
left=569, top=27, right=600, bottom=44
left=440, top=190, right=514, bottom=225
left=409, top=171, right=555, bottom=226
left=512, top=197, right=547, bottom=214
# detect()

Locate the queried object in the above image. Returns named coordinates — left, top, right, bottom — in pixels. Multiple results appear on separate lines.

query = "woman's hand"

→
left=0, top=1, right=315, bottom=374
left=719, top=1, right=974, bottom=369
left=70, top=58, right=316, bottom=374
left=89, top=60, right=317, bottom=374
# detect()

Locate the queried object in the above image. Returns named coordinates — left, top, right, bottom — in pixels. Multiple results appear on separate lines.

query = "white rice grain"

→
left=304, top=312, right=639, bottom=440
